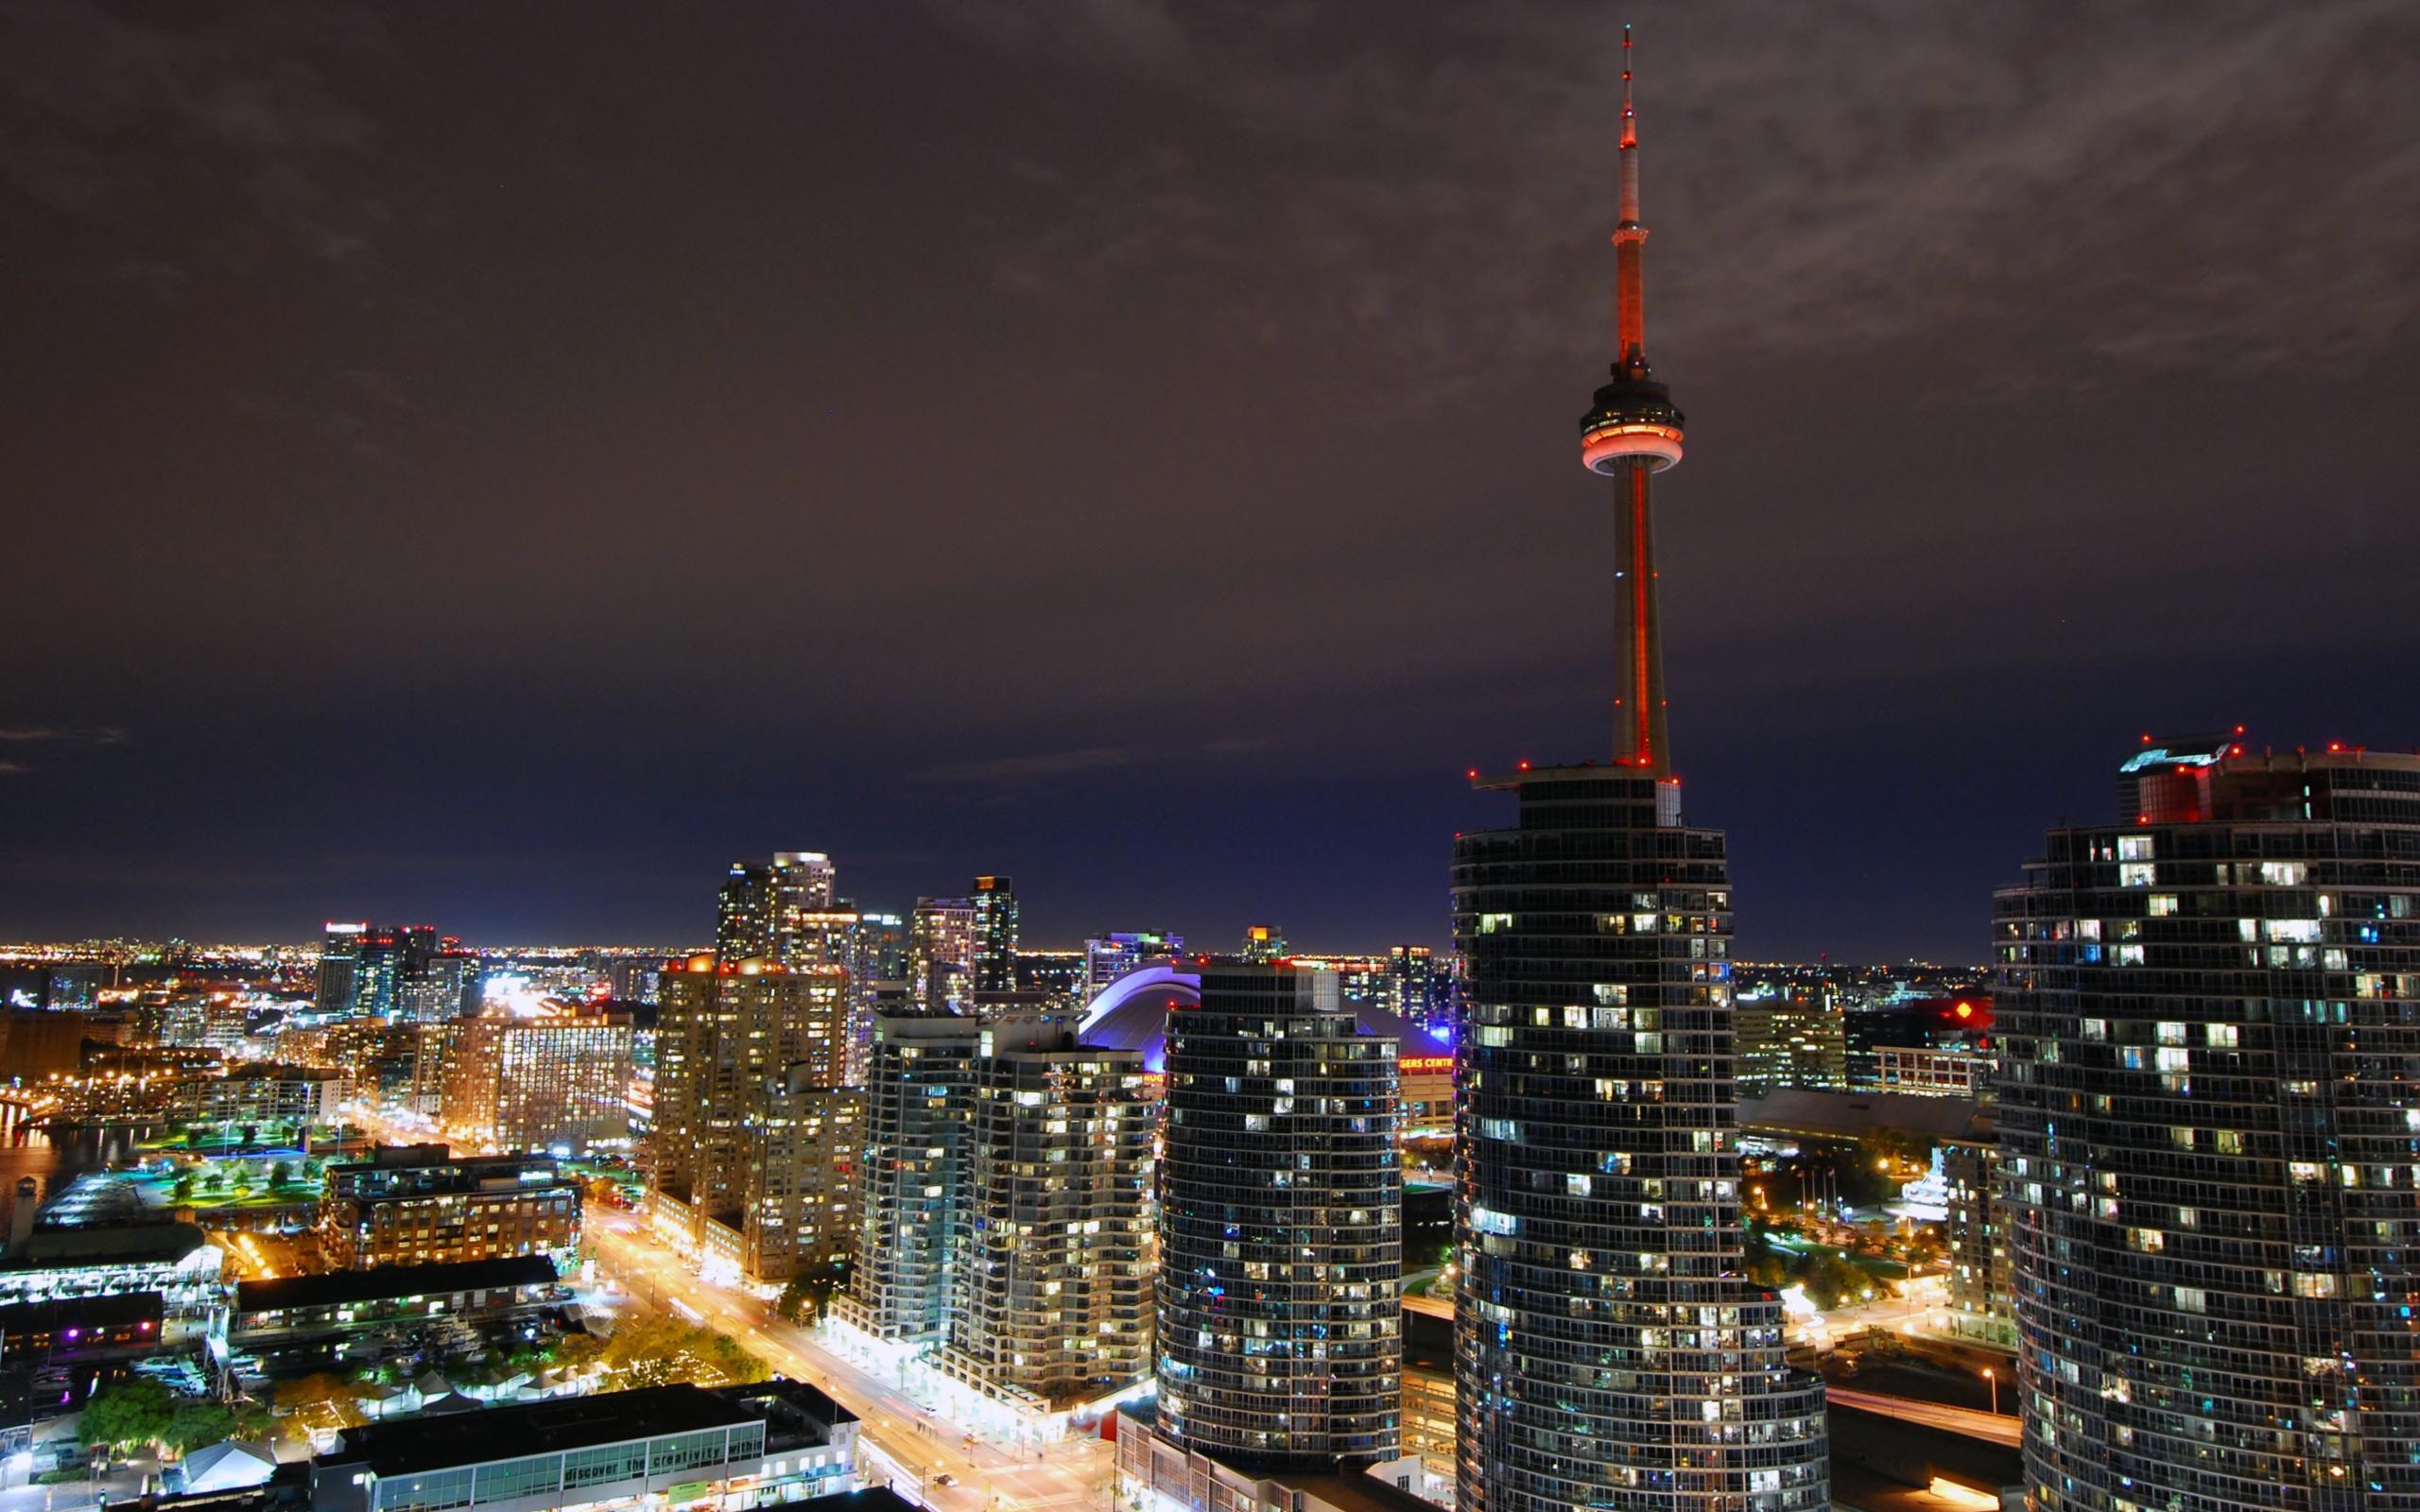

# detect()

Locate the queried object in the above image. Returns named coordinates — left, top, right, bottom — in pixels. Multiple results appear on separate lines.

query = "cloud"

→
left=0, top=726, right=126, bottom=778
left=0, top=726, right=126, bottom=745
left=0, top=1, right=402, bottom=283
left=948, top=1, right=2420, bottom=391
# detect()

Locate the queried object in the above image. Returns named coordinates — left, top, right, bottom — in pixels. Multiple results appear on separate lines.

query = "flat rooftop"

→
left=321, top=1384, right=754, bottom=1477
left=1829, top=1402, right=2021, bottom=1510
left=790, top=1492, right=914, bottom=1512
left=1403, top=1310, right=1453, bottom=1374
left=1740, top=1089, right=1990, bottom=1145
left=235, top=1256, right=556, bottom=1314
left=318, top=1380, right=855, bottom=1479
left=3, top=1222, right=208, bottom=1268
left=1256, top=1469, right=1440, bottom=1512
left=0, top=1290, right=163, bottom=1329
left=1117, top=1401, right=1435, bottom=1512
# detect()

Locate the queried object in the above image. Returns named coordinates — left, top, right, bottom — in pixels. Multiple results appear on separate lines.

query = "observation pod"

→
left=1580, top=373, right=1685, bottom=473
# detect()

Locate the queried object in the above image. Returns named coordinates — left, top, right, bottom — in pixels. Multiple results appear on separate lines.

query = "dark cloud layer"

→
left=3, top=1, right=2416, bottom=956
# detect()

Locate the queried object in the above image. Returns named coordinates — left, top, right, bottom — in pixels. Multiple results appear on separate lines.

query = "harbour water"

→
left=0, top=1102, right=155, bottom=1237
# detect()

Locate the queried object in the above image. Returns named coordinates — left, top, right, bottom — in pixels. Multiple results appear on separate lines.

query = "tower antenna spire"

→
left=1614, top=21, right=1646, bottom=371
left=1620, top=22, right=1637, bottom=152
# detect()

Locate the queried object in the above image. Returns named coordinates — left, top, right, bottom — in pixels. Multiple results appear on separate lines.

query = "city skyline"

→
left=7, top=4, right=2419, bottom=956
left=4, top=13, right=2415, bottom=1512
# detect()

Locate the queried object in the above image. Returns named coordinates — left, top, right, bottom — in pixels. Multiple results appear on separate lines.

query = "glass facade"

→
left=343, top=1403, right=832, bottom=1512
left=1156, top=965, right=1402, bottom=1469
left=1454, top=765, right=1828, bottom=1512
left=946, top=1034, right=1154, bottom=1406
left=1996, top=748, right=2420, bottom=1511
left=841, top=1017, right=982, bottom=1344
left=970, top=876, right=1019, bottom=994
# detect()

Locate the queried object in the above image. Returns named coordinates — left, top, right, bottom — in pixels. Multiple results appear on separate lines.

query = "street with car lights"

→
left=581, top=1212, right=1114, bottom=1512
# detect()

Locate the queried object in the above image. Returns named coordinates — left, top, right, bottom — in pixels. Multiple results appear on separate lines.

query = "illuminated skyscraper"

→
left=398, top=949, right=480, bottom=1022
left=650, top=955, right=854, bottom=1275
left=742, top=1067, right=862, bottom=1284
left=912, top=895, right=978, bottom=1012
left=936, top=1024, right=1154, bottom=1411
left=717, top=852, right=840, bottom=963
left=1735, top=985, right=1847, bottom=1092
left=837, top=1014, right=983, bottom=1345
left=718, top=862, right=777, bottom=959
left=443, top=1004, right=636, bottom=1157
left=1385, top=944, right=1448, bottom=1038
left=1157, top=964, right=1401, bottom=1469
left=971, top=875, right=1020, bottom=994
left=1996, top=737, right=2420, bottom=1511
left=1452, top=30, right=1827, bottom=1512
left=837, top=1012, right=1152, bottom=1417
left=318, top=922, right=366, bottom=1013
left=1085, top=932, right=1185, bottom=995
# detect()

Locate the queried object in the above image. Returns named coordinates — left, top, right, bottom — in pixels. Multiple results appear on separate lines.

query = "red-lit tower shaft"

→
left=1611, top=457, right=1665, bottom=773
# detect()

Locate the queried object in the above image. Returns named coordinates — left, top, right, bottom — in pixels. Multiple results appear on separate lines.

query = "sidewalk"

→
left=0, top=1462, right=152, bottom=1512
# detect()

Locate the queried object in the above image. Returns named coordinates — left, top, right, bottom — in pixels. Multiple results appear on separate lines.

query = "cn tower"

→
left=1452, top=28, right=1830, bottom=1512
left=1581, top=24, right=1686, bottom=773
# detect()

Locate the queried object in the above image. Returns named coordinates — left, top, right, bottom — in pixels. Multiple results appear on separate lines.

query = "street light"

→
left=1983, top=1366, right=1998, bottom=1417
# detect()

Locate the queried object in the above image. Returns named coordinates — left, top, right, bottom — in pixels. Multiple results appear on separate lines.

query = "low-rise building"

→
left=168, top=1066, right=341, bottom=1132
left=1736, top=1087, right=1988, bottom=1154
left=0, top=1222, right=223, bottom=1342
left=1394, top=1053, right=1453, bottom=1138
left=1115, top=1401, right=1442, bottom=1512
left=1873, top=1043, right=1990, bottom=1097
left=309, top=1380, right=860, bottom=1512
left=1399, top=1313, right=1455, bottom=1485
left=226, top=1256, right=562, bottom=1375
left=0, top=1290, right=164, bottom=1364
left=320, top=1146, right=580, bottom=1270
left=0, top=1008, right=123, bottom=1077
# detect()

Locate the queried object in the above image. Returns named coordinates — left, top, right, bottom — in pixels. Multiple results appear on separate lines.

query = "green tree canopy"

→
left=1791, top=1249, right=1868, bottom=1311
left=774, top=1270, right=847, bottom=1326
left=596, top=1314, right=765, bottom=1388
left=78, top=1378, right=177, bottom=1452
left=164, top=1396, right=267, bottom=1453
left=1859, top=1129, right=1939, bottom=1185
left=273, top=1372, right=367, bottom=1429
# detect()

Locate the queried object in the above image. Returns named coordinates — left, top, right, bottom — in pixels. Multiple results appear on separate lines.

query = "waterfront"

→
left=0, top=1104, right=155, bottom=1233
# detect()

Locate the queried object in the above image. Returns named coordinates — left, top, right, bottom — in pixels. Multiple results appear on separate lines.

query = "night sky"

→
left=5, top=3, right=2417, bottom=959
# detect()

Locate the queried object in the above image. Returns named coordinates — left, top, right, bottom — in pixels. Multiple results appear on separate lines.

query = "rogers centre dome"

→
left=1076, top=964, right=1418, bottom=1073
